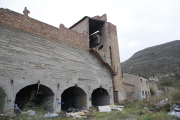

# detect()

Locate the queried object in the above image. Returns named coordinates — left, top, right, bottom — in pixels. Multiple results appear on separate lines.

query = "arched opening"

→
left=61, top=86, right=87, bottom=111
left=92, top=87, right=110, bottom=106
left=15, top=84, right=54, bottom=112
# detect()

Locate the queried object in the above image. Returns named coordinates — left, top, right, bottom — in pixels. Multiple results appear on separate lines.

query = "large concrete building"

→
left=0, top=7, right=124, bottom=113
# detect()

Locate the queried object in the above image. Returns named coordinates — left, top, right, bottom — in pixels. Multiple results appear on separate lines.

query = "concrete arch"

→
left=61, top=85, right=88, bottom=96
left=90, top=86, right=110, bottom=97
left=61, top=85, right=87, bottom=111
left=15, top=81, right=55, bottom=96
left=15, top=83, right=54, bottom=111
left=91, top=87, right=110, bottom=106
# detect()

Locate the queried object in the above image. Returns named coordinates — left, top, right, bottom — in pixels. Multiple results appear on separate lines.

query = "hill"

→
left=121, top=40, right=180, bottom=81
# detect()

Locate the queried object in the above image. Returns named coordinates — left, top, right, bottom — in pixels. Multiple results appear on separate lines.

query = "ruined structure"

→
left=122, top=83, right=135, bottom=101
left=122, top=73, right=150, bottom=100
left=0, top=7, right=124, bottom=113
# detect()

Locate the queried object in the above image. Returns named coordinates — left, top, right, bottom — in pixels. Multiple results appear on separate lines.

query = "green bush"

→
left=150, top=87, right=155, bottom=96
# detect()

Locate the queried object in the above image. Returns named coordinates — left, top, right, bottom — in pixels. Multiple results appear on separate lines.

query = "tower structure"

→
left=70, top=14, right=124, bottom=102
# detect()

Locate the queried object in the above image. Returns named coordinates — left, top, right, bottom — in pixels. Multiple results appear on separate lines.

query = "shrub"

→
left=150, top=87, right=155, bottom=96
left=160, top=80, right=174, bottom=86
left=170, top=89, right=180, bottom=102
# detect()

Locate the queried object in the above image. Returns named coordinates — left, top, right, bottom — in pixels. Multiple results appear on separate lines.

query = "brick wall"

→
left=91, top=14, right=125, bottom=101
left=0, top=8, right=89, bottom=50
left=123, top=83, right=135, bottom=101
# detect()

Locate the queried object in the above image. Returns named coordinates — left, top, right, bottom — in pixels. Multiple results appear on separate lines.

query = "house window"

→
left=146, top=81, right=148, bottom=85
left=142, top=91, right=144, bottom=96
left=140, top=79, right=142, bottom=83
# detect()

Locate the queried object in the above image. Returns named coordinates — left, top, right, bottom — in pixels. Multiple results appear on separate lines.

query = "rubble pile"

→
left=168, top=105, right=180, bottom=119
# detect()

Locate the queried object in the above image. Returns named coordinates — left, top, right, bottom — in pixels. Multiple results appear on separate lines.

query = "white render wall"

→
left=0, top=24, right=114, bottom=114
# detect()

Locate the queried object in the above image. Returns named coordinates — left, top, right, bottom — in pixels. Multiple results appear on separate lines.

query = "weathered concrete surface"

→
left=0, top=7, right=125, bottom=114
left=0, top=24, right=114, bottom=113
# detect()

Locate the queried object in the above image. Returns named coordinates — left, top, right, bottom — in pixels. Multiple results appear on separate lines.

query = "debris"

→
left=98, top=105, right=111, bottom=112
left=110, top=105, right=124, bottom=111
left=59, top=111, right=67, bottom=117
left=14, top=103, right=22, bottom=112
left=140, top=111, right=146, bottom=115
left=110, top=105, right=116, bottom=108
left=22, top=110, right=36, bottom=116
left=43, top=112, right=59, bottom=118
left=174, top=105, right=180, bottom=112
left=168, top=105, right=180, bottom=119
left=78, top=112, right=87, bottom=116
left=66, top=112, right=87, bottom=118
left=148, top=110, right=153, bottom=113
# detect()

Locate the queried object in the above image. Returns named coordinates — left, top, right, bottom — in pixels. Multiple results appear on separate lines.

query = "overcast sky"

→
left=1, top=0, right=180, bottom=62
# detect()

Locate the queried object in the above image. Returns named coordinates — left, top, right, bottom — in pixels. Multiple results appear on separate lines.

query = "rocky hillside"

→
left=121, top=40, right=180, bottom=81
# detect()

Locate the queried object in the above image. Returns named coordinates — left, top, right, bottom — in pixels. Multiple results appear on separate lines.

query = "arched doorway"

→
left=92, top=87, right=110, bottom=106
left=15, top=84, right=54, bottom=111
left=61, top=86, right=87, bottom=111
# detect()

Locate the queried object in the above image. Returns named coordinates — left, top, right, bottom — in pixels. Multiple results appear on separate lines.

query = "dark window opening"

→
left=15, top=84, right=54, bottom=112
left=114, top=91, right=118, bottom=103
left=98, top=45, right=103, bottom=50
left=61, top=86, right=87, bottom=111
left=89, top=19, right=105, bottom=48
left=145, top=91, right=147, bottom=98
left=142, top=91, right=144, bottom=96
left=91, top=88, right=110, bottom=106
left=109, top=46, right=113, bottom=66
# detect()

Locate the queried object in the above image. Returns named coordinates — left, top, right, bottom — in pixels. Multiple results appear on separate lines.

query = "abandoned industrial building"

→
left=0, top=7, right=125, bottom=113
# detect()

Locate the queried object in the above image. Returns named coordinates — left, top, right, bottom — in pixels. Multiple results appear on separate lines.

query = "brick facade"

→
left=123, top=83, right=135, bottom=101
left=0, top=8, right=89, bottom=50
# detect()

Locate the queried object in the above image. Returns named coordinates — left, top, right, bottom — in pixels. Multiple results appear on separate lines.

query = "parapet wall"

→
left=0, top=8, right=89, bottom=50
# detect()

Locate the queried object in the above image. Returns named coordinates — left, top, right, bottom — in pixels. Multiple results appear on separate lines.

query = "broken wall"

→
left=123, top=83, right=135, bottom=101
left=122, top=73, right=142, bottom=100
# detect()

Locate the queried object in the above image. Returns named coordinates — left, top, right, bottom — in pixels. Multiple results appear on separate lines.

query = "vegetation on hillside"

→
left=121, top=40, right=180, bottom=81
